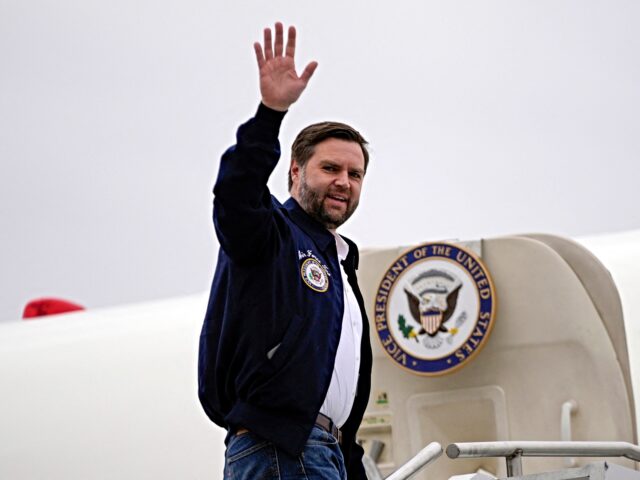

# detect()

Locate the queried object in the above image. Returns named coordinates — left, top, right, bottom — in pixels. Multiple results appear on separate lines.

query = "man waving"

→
left=198, top=22, right=372, bottom=479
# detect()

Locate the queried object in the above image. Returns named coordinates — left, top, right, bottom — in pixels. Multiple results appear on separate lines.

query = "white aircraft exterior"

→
left=1, top=230, right=639, bottom=479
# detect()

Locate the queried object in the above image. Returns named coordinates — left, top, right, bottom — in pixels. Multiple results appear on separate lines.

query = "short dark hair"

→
left=288, top=121, right=369, bottom=190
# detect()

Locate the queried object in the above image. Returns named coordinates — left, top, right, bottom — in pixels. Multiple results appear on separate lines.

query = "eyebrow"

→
left=319, top=160, right=365, bottom=176
left=319, top=160, right=339, bottom=167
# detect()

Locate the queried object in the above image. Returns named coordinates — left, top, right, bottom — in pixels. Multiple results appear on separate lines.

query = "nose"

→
left=334, top=170, right=350, bottom=189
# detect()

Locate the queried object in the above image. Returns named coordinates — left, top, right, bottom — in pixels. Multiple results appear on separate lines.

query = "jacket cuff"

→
left=255, top=103, right=287, bottom=130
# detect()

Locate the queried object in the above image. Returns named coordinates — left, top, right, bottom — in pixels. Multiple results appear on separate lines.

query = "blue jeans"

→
left=223, top=425, right=346, bottom=479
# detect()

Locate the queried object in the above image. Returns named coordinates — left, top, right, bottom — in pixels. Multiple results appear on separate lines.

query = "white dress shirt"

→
left=318, top=233, right=363, bottom=428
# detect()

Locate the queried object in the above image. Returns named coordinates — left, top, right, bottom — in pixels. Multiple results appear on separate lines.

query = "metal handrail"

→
left=447, top=441, right=640, bottom=461
left=386, top=442, right=443, bottom=480
left=362, top=454, right=384, bottom=480
left=447, top=441, right=640, bottom=477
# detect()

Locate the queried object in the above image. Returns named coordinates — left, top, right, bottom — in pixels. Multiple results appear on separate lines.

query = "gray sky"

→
left=2, top=0, right=639, bottom=321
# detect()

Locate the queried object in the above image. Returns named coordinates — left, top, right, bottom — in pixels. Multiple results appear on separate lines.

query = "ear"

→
left=290, top=159, right=301, bottom=185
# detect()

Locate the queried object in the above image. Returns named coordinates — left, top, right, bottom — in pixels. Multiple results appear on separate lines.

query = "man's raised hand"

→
left=254, top=23, right=318, bottom=112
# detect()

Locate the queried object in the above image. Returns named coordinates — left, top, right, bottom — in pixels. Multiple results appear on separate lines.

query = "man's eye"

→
left=323, top=166, right=336, bottom=172
left=350, top=172, right=362, bottom=179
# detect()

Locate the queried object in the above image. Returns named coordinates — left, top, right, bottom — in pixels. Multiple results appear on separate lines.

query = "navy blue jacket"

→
left=198, top=104, right=372, bottom=478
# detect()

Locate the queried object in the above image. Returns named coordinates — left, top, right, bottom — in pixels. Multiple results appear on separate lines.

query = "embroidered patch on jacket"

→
left=374, top=242, right=496, bottom=376
left=301, top=258, right=330, bottom=293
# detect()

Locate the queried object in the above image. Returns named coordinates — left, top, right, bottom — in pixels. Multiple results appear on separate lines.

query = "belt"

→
left=315, top=412, right=342, bottom=445
left=235, top=413, right=342, bottom=444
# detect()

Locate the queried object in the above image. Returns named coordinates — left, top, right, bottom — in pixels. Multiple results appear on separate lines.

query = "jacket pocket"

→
left=263, top=313, right=306, bottom=372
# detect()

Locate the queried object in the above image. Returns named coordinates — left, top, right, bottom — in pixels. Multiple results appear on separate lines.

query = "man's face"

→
left=291, top=138, right=366, bottom=231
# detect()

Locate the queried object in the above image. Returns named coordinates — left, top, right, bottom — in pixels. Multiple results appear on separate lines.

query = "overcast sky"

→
left=1, top=0, right=639, bottom=321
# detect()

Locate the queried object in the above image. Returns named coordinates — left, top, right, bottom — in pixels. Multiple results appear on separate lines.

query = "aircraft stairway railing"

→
left=446, top=441, right=640, bottom=477
left=364, top=442, right=443, bottom=480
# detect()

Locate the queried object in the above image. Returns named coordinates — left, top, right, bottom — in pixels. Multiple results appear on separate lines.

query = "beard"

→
left=297, top=171, right=359, bottom=230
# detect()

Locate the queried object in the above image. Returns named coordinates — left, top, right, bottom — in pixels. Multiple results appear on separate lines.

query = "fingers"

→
left=253, top=42, right=265, bottom=69
left=262, top=22, right=295, bottom=60
left=300, top=61, right=318, bottom=83
left=285, top=25, right=296, bottom=58
left=274, top=22, right=284, bottom=57
left=263, top=27, right=273, bottom=60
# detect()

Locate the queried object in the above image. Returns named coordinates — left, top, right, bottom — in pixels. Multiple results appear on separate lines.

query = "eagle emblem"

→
left=404, top=269, right=462, bottom=336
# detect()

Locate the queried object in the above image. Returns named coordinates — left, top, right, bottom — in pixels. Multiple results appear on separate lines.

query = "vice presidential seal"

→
left=301, top=258, right=329, bottom=293
left=374, top=242, right=496, bottom=376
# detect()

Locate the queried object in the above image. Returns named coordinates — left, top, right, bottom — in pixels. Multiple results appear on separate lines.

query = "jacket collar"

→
left=283, top=197, right=359, bottom=270
left=283, top=197, right=336, bottom=254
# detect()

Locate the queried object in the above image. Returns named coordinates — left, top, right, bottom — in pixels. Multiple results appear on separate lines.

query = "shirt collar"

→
left=332, top=231, right=350, bottom=262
